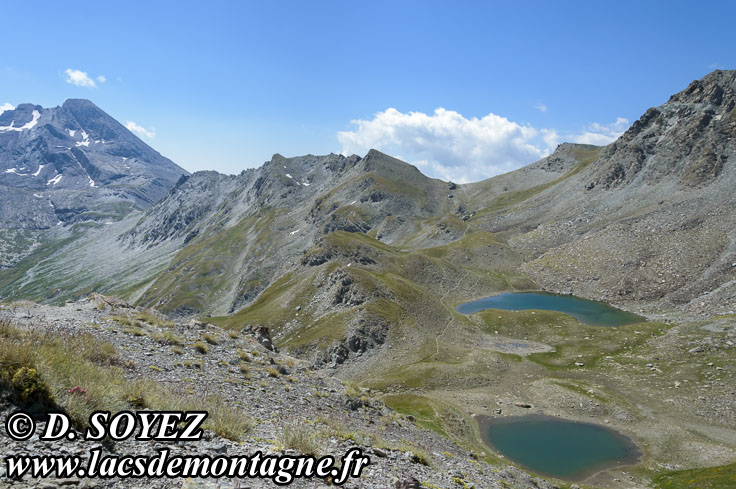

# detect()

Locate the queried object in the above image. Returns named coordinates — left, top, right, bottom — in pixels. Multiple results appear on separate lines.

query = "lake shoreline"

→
left=476, top=413, right=642, bottom=483
left=457, top=291, right=647, bottom=327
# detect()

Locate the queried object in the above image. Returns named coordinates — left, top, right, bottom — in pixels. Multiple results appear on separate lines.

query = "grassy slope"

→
left=205, top=143, right=736, bottom=487
left=651, top=463, right=736, bottom=489
left=4, top=144, right=734, bottom=486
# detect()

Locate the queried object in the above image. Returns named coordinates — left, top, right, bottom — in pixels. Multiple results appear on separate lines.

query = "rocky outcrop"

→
left=586, top=70, right=735, bottom=190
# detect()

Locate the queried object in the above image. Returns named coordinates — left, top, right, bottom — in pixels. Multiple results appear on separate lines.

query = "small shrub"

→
left=266, top=367, right=281, bottom=378
left=193, top=342, right=209, bottom=354
left=8, top=367, right=55, bottom=411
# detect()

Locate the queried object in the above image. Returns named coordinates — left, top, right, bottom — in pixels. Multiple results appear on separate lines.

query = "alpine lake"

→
left=459, top=292, right=645, bottom=480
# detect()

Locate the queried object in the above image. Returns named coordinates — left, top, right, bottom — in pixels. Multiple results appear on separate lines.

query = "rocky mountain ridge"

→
left=0, top=99, right=188, bottom=268
left=1, top=70, right=736, bottom=489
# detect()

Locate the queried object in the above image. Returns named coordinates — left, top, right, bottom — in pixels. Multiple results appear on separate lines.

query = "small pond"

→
left=457, top=292, right=644, bottom=327
left=479, top=415, right=640, bottom=481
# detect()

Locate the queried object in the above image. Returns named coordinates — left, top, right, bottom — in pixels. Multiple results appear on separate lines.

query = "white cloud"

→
left=338, top=108, right=547, bottom=183
left=534, top=103, right=548, bottom=112
left=125, top=121, right=156, bottom=139
left=64, top=68, right=103, bottom=88
left=569, top=117, right=629, bottom=145
left=338, top=108, right=631, bottom=183
left=0, top=103, right=15, bottom=116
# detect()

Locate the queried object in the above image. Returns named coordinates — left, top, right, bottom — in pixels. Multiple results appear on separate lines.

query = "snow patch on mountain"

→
left=0, top=110, right=40, bottom=132
left=75, top=130, right=90, bottom=147
left=47, top=174, right=63, bottom=186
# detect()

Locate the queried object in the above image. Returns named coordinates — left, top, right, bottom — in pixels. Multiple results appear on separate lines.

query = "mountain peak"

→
left=0, top=99, right=188, bottom=228
left=667, top=69, right=736, bottom=108
left=585, top=70, right=736, bottom=191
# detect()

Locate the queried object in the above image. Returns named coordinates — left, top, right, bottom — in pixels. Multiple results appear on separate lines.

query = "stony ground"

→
left=0, top=297, right=558, bottom=489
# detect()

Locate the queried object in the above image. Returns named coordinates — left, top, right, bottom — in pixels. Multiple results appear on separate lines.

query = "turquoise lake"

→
left=457, top=292, right=645, bottom=326
left=480, top=415, right=640, bottom=480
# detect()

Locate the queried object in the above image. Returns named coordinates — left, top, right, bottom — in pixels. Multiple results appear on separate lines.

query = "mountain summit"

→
left=0, top=99, right=186, bottom=201
left=586, top=69, right=736, bottom=190
left=0, top=99, right=188, bottom=230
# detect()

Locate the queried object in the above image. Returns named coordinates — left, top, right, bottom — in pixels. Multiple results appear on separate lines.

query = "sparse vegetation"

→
left=135, top=310, right=175, bottom=328
left=276, top=425, right=319, bottom=455
left=202, top=333, right=219, bottom=345
left=237, top=350, right=251, bottom=362
left=152, top=330, right=184, bottom=346
left=0, top=319, right=252, bottom=440
left=192, top=341, right=209, bottom=354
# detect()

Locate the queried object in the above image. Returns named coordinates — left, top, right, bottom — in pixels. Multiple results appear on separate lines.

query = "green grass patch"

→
left=383, top=393, right=449, bottom=437
left=651, top=462, right=736, bottom=489
left=472, top=309, right=667, bottom=370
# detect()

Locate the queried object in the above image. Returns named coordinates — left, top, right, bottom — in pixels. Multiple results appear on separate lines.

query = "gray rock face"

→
left=586, top=69, right=736, bottom=190
left=2, top=71, right=736, bottom=321
left=0, top=99, right=188, bottom=229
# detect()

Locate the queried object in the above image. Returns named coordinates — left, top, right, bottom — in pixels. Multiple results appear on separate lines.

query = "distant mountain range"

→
left=2, top=71, right=735, bottom=488
left=0, top=70, right=735, bottom=356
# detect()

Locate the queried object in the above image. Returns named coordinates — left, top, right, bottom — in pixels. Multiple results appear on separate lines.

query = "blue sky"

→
left=2, top=1, right=734, bottom=182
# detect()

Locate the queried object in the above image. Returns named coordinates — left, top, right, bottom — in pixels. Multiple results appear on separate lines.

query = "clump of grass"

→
left=193, top=341, right=209, bottom=354
left=109, top=315, right=135, bottom=327
left=266, top=366, right=281, bottom=378
left=237, top=350, right=251, bottom=362
left=171, top=346, right=184, bottom=355
left=135, top=310, right=175, bottom=328
left=123, top=326, right=146, bottom=337
left=202, top=333, right=219, bottom=345
left=239, top=364, right=250, bottom=375
left=151, top=331, right=184, bottom=346
left=227, top=330, right=239, bottom=339
left=194, top=396, right=254, bottom=440
left=343, top=380, right=362, bottom=398
left=276, top=426, right=319, bottom=455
